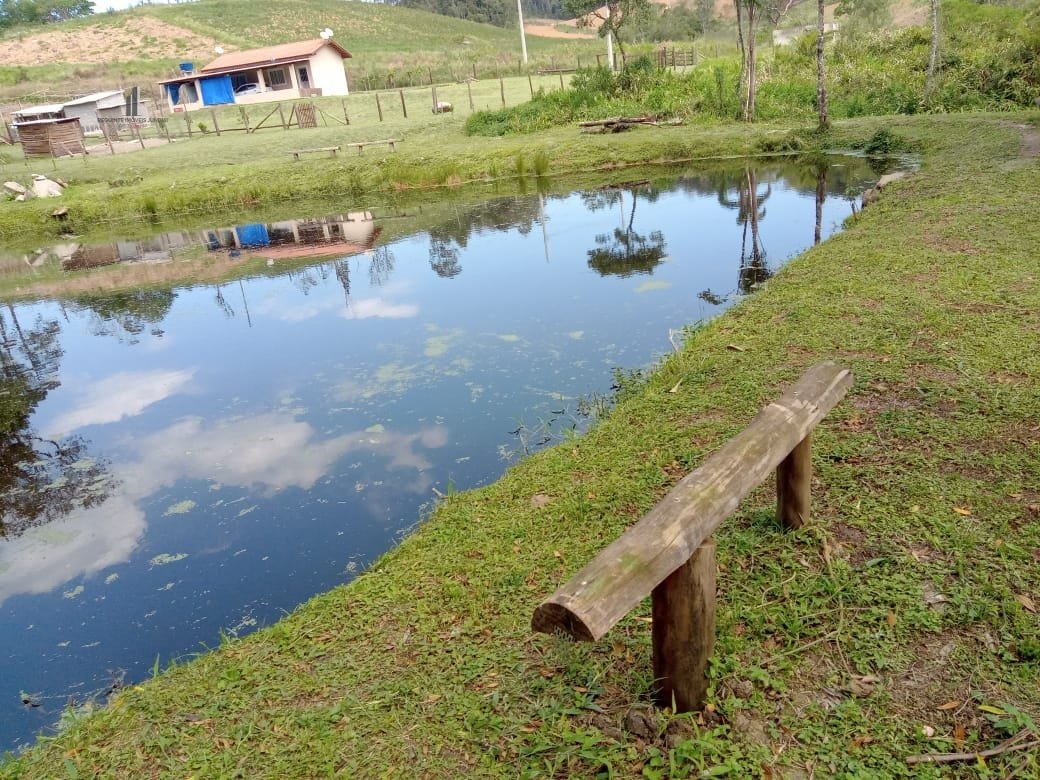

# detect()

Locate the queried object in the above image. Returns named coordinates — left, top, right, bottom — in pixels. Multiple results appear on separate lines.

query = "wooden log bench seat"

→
left=344, top=138, right=398, bottom=155
left=289, top=146, right=341, bottom=160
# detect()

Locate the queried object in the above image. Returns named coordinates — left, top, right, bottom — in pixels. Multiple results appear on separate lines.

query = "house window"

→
left=266, top=69, right=288, bottom=89
left=298, top=67, right=310, bottom=86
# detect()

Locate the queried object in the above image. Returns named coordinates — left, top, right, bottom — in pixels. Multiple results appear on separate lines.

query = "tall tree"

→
left=925, top=0, right=940, bottom=101
left=565, top=0, right=653, bottom=64
left=816, top=0, right=828, bottom=129
left=735, top=0, right=760, bottom=121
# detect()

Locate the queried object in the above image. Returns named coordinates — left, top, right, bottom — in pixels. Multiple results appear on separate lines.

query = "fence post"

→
left=239, top=107, right=250, bottom=132
left=184, top=114, right=192, bottom=138
left=651, top=539, right=716, bottom=712
left=528, top=73, right=534, bottom=97
left=211, top=109, right=221, bottom=136
left=558, top=72, right=564, bottom=90
left=399, top=90, right=407, bottom=119
left=375, top=93, right=383, bottom=122
left=279, top=103, right=287, bottom=129
left=472, top=63, right=477, bottom=80
left=777, top=433, right=812, bottom=530
left=467, top=80, right=474, bottom=111
left=132, top=121, right=145, bottom=150
left=500, top=76, right=505, bottom=106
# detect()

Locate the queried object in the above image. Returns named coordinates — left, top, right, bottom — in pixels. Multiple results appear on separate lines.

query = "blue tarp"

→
left=237, top=224, right=270, bottom=248
left=199, top=76, right=234, bottom=106
left=164, top=83, right=181, bottom=106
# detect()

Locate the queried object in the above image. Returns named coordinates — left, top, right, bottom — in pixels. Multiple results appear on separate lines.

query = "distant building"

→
left=61, top=91, right=128, bottom=134
left=157, top=39, right=352, bottom=113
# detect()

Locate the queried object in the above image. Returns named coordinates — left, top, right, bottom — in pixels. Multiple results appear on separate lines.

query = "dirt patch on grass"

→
left=0, top=17, right=222, bottom=67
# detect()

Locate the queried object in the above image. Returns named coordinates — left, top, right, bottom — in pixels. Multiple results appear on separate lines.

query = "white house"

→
left=157, top=39, right=352, bottom=113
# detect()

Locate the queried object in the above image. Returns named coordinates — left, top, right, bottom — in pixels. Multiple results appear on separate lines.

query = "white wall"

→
left=310, top=46, right=349, bottom=96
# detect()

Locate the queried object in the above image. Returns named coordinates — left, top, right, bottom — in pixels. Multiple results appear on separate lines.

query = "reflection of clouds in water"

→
left=0, top=495, right=145, bottom=605
left=344, top=298, right=419, bottom=320
left=254, top=298, right=341, bottom=323
left=0, top=410, right=448, bottom=601
left=45, top=369, right=196, bottom=437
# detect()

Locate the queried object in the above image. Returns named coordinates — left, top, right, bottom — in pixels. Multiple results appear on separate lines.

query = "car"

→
left=235, top=83, right=261, bottom=96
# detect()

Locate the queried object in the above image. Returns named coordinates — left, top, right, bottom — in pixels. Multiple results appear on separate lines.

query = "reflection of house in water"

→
left=62, top=231, right=196, bottom=271
left=56, top=213, right=380, bottom=271
left=205, top=212, right=381, bottom=259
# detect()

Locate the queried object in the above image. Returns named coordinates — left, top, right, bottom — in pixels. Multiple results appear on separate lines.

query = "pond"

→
left=0, top=157, right=885, bottom=753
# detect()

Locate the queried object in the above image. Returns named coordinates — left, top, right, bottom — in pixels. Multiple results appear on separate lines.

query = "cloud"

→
left=45, top=369, right=196, bottom=437
left=0, top=495, right=146, bottom=606
left=344, top=298, right=419, bottom=320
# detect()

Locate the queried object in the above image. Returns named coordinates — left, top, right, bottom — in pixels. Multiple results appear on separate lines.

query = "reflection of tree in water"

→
left=0, top=306, right=114, bottom=539
left=717, top=168, right=773, bottom=295
left=69, top=289, right=176, bottom=344
left=429, top=236, right=462, bottom=279
left=585, top=187, right=667, bottom=278
left=367, top=246, right=395, bottom=287
left=421, top=195, right=545, bottom=280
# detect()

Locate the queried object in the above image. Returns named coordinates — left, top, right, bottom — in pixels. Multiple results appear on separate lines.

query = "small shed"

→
left=62, top=90, right=126, bottom=134
left=15, top=117, right=86, bottom=157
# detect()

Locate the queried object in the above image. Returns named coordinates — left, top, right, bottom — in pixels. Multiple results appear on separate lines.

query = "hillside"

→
left=0, top=0, right=601, bottom=100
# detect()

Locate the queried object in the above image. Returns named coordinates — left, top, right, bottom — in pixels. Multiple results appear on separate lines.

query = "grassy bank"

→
left=2, top=112, right=1038, bottom=778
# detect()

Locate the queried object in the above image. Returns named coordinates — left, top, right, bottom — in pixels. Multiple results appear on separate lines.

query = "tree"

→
left=0, top=0, right=94, bottom=28
left=924, top=0, right=940, bottom=101
left=735, top=0, right=761, bottom=121
left=816, top=0, right=829, bottom=129
left=565, top=0, right=653, bottom=64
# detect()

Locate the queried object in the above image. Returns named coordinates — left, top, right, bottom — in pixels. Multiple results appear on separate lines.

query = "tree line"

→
left=0, top=0, right=94, bottom=28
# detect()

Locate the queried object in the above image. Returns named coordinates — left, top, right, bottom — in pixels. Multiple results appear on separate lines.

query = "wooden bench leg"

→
left=389, top=141, right=396, bottom=152
left=651, top=539, right=716, bottom=712
left=292, top=152, right=300, bottom=161
left=357, top=145, right=364, bottom=156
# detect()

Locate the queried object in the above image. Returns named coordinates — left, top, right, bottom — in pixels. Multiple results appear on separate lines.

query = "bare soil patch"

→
left=0, top=17, right=223, bottom=68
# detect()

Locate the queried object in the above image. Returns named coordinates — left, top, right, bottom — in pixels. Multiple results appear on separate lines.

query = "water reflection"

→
left=0, top=157, right=894, bottom=752
left=0, top=306, right=116, bottom=541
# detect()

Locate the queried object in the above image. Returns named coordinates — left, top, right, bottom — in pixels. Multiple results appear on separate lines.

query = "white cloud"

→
left=45, top=369, right=196, bottom=437
left=344, top=298, right=419, bottom=320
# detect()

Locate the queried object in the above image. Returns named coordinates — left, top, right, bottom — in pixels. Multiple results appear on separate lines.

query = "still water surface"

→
left=0, top=159, right=881, bottom=752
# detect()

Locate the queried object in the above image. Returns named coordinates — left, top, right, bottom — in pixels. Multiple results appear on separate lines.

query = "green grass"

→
left=2, top=111, right=1038, bottom=778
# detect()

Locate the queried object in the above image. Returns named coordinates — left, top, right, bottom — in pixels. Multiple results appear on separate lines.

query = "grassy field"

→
left=1, top=111, right=1038, bottom=778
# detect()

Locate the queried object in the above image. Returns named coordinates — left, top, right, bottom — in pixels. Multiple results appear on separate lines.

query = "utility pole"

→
left=517, top=0, right=529, bottom=64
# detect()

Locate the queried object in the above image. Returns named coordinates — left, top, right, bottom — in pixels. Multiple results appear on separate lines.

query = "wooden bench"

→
left=344, top=138, right=398, bottom=155
left=532, top=361, right=853, bottom=712
left=289, top=146, right=340, bottom=160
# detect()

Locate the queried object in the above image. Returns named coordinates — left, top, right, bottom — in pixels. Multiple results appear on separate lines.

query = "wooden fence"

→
left=532, top=361, right=853, bottom=712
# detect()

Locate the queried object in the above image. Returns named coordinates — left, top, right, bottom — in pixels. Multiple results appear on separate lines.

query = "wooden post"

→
left=777, top=433, right=812, bottom=530
left=651, top=539, right=715, bottom=712
left=472, top=63, right=477, bottom=80
left=279, top=103, right=287, bottom=129
left=467, top=80, right=474, bottom=111
left=239, top=107, right=250, bottom=131
left=450, top=65, right=456, bottom=82
left=185, top=114, right=192, bottom=138
left=105, top=123, right=115, bottom=155
left=528, top=73, right=534, bottom=97
left=132, top=121, right=145, bottom=150
left=211, top=110, right=221, bottom=136
left=428, top=67, right=434, bottom=85
left=500, top=76, right=505, bottom=106
left=597, top=54, right=603, bottom=68
left=162, top=118, right=172, bottom=143
left=559, top=72, right=564, bottom=90
left=340, top=100, right=348, bottom=125
left=432, top=85, right=438, bottom=111
left=399, top=90, right=407, bottom=118
left=375, top=93, right=383, bottom=122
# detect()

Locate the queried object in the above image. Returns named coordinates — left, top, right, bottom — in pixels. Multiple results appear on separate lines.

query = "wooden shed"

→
left=15, top=117, right=86, bottom=157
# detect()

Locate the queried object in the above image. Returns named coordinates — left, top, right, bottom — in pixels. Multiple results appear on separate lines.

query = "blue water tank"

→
left=179, top=62, right=194, bottom=73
